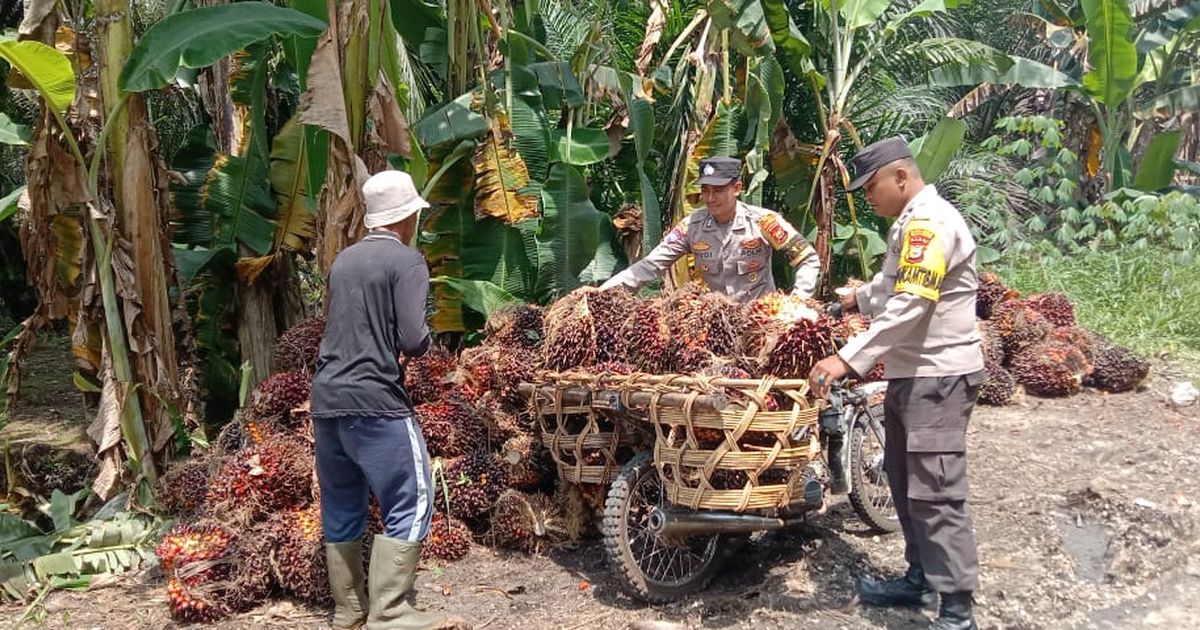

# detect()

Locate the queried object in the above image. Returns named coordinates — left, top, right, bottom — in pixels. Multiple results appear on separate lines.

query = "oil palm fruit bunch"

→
left=499, top=433, right=554, bottom=491
left=977, top=271, right=1018, bottom=319
left=489, top=490, right=568, bottom=553
left=156, top=459, right=211, bottom=517
left=979, top=321, right=1007, bottom=367
left=269, top=505, right=331, bottom=606
left=423, top=513, right=472, bottom=562
left=206, top=435, right=313, bottom=518
left=992, top=299, right=1052, bottom=358
left=476, top=392, right=523, bottom=443
left=273, top=316, right=326, bottom=374
left=760, top=316, right=837, bottom=379
left=1010, top=340, right=1091, bottom=397
left=588, top=287, right=638, bottom=363
left=222, top=524, right=277, bottom=613
left=157, top=523, right=239, bottom=622
left=621, top=297, right=672, bottom=373
left=437, top=450, right=509, bottom=520
left=978, top=360, right=1017, bottom=406
left=1050, top=326, right=1097, bottom=363
left=249, top=371, right=310, bottom=424
left=416, top=397, right=486, bottom=459
left=664, top=283, right=742, bottom=361
left=484, top=303, right=545, bottom=351
left=542, top=288, right=599, bottom=370
left=457, top=345, right=500, bottom=399
left=743, top=291, right=821, bottom=355
left=405, top=345, right=457, bottom=405
left=1025, top=292, right=1077, bottom=328
left=492, top=345, right=541, bottom=409
left=1086, top=343, right=1150, bottom=393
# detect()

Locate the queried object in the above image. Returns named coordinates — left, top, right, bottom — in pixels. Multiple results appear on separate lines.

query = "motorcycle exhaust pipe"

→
left=647, top=508, right=797, bottom=537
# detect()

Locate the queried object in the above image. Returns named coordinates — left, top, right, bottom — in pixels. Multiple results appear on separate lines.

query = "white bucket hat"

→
left=362, top=170, right=430, bottom=229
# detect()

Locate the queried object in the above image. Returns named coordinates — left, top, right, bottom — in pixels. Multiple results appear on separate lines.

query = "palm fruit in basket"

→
left=621, top=297, right=672, bottom=373
left=269, top=504, right=331, bottom=606
left=417, top=397, right=486, bottom=459
left=707, top=467, right=791, bottom=490
left=405, top=344, right=457, bottom=404
left=665, top=283, right=742, bottom=363
left=457, top=345, right=499, bottom=398
left=206, top=434, right=313, bottom=519
left=542, top=288, right=598, bottom=370
left=1025, top=292, right=1077, bottom=328
left=489, top=490, right=569, bottom=553
left=760, top=315, right=837, bottom=379
left=249, top=371, right=310, bottom=424
left=978, top=359, right=1017, bottom=406
left=992, top=299, right=1052, bottom=359
left=273, top=315, right=326, bottom=374
left=589, top=287, right=638, bottom=363
left=977, top=271, right=1017, bottom=319
left=1086, top=342, right=1150, bottom=393
left=1010, top=340, right=1091, bottom=397
left=484, top=303, right=545, bottom=351
left=437, top=450, right=509, bottom=520
left=423, top=513, right=473, bottom=562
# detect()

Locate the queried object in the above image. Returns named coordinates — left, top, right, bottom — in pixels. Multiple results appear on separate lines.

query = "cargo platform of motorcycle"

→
left=516, top=369, right=898, bottom=602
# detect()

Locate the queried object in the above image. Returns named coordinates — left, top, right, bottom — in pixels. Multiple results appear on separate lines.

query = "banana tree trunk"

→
left=95, top=0, right=180, bottom=458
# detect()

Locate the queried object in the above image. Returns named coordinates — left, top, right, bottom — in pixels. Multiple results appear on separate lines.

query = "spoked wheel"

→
left=602, top=451, right=726, bottom=602
left=848, top=408, right=900, bottom=533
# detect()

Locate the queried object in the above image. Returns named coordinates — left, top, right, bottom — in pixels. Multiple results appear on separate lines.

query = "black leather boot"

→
left=930, top=591, right=977, bottom=630
left=856, top=565, right=936, bottom=607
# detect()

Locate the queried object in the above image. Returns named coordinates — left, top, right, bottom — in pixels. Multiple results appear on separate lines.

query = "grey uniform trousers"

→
left=883, top=372, right=985, bottom=593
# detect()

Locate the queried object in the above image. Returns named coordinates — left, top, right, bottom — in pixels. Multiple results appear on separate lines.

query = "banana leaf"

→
left=629, top=96, right=661, bottom=250
left=473, top=112, right=539, bottom=223
left=118, top=2, right=326, bottom=92
left=507, top=64, right=552, bottom=187
left=535, top=163, right=605, bottom=300
left=708, top=0, right=775, bottom=56
left=430, top=276, right=520, bottom=320
left=414, top=91, right=488, bottom=149
left=529, top=62, right=584, bottom=109
left=1133, top=131, right=1181, bottom=191
left=0, top=113, right=29, bottom=146
left=551, top=127, right=610, bottom=166
left=914, top=116, right=967, bottom=183
left=1081, top=0, right=1138, bottom=107
left=268, top=115, right=318, bottom=252
left=0, top=40, right=75, bottom=114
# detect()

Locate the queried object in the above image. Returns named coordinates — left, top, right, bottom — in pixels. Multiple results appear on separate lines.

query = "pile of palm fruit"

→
left=975, top=272, right=1149, bottom=405
left=153, top=276, right=1148, bottom=620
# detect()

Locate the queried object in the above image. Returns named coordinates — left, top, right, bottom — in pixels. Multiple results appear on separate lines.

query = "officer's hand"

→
left=808, top=355, right=849, bottom=398
left=839, top=289, right=858, bottom=314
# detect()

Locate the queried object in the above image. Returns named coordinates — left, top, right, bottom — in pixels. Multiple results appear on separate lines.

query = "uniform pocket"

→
left=907, top=451, right=969, bottom=501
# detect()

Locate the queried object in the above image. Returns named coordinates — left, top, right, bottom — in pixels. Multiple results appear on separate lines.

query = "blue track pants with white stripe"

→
left=313, top=414, right=434, bottom=543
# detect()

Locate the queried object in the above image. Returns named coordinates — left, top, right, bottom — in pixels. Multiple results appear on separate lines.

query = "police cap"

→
left=847, top=136, right=914, bottom=191
left=697, top=156, right=742, bottom=186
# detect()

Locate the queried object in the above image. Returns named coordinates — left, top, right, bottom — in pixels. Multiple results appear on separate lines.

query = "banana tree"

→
left=7, top=1, right=326, bottom=501
left=756, top=0, right=1074, bottom=290
left=1008, top=0, right=1200, bottom=189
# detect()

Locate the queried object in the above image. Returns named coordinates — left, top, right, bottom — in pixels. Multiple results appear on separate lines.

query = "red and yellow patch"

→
left=894, top=219, right=946, bottom=301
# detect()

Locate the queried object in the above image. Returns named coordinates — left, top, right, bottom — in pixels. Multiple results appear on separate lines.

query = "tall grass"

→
left=994, top=246, right=1200, bottom=372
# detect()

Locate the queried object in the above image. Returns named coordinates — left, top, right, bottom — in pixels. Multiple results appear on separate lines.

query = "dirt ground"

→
left=3, top=338, right=1199, bottom=630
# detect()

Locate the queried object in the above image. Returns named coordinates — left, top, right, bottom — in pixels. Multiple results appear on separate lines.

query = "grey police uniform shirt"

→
left=838, top=185, right=984, bottom=379
left=601, top=202, right=819, bottom=301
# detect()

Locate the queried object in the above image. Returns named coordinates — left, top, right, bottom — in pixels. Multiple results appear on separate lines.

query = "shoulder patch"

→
left=894, top=218, right=946, bottom=301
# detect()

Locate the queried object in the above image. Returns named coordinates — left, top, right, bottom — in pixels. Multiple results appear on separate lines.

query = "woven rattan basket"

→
left=527, top=372, right=821, bottom=511
left=529, top=376, right=642, bottom=485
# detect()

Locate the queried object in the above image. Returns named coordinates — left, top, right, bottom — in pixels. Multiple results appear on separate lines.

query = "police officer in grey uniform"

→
left=807, top=137, right=985, bottom=630
left=601, top=156, right=819, bottom=301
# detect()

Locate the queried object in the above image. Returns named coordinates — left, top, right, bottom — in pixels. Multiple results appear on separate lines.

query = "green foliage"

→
left=0, top=493, right=159, bottom=605
left=1055, top=190, right=1199, bottom=263
left=998, top=245, right=1200, bottom=369
left=118, top=3, right=326, bottom=92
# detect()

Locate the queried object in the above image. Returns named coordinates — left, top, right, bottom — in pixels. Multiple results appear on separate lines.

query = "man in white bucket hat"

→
left=311, top=170, right=467, bottom=629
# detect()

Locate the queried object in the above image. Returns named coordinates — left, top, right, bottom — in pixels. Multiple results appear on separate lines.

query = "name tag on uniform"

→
left=692, top=241, right=712, bottom=251
left=741, top=237, right=764, bottom=250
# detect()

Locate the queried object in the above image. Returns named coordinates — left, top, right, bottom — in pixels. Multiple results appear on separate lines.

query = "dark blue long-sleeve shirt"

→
left=311, top=231, right=431, bottom=418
